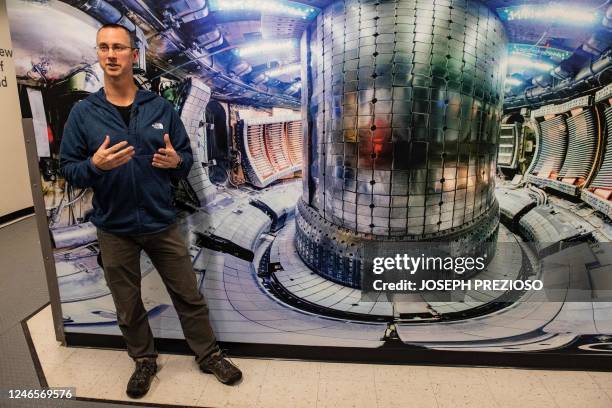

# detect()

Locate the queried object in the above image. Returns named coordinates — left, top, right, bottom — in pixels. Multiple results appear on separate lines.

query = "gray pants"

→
left=97, top=223, right=218, bottom=364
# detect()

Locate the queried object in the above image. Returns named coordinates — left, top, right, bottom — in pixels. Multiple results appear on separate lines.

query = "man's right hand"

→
left=92, top=135, right=135, bottom=171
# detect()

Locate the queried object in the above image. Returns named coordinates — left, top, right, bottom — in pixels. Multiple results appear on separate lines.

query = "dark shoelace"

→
left=208, top=350, right=240, bottom=372
left=131, top=361, right=157, bottom=384
left=218, top=350, right=239, bottom=369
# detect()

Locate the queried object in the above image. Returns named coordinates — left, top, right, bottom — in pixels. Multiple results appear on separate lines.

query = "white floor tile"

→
left=25, top=305, right=612, bottom=408
left=375, top=380, right=438, bottom=408
left=551, top=386, right=612, bottom=408
left=317, top=378, right=378, bottom=408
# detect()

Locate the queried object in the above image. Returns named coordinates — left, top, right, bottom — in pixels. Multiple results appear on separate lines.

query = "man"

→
left=60, top=23, right=242, bottom=398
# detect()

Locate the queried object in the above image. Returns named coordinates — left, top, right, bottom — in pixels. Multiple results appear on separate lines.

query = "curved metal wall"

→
left=591, top=105, right=612, bottom=190
left=305, top=0, right=506, bottom=238
left=297, top=0, right=506, bottom=287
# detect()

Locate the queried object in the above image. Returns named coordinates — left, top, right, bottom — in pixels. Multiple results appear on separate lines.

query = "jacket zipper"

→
left=128, top=103, right=142, bottom=233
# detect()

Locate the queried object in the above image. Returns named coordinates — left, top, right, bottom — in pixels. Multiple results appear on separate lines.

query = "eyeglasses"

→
left=95, top=44, right=134, bottom=54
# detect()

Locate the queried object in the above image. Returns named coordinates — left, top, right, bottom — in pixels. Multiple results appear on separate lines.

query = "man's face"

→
left=96, top=27, right=137, bottom=78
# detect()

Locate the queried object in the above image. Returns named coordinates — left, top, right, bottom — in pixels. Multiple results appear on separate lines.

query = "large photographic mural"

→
left=8, top=0, right=612, bottom=367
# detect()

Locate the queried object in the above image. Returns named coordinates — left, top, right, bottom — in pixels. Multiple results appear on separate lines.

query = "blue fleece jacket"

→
left=59, top=88, right=194, bottom=235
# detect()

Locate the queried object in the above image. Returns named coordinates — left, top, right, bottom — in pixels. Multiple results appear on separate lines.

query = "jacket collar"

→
left=91, top=87, right=157, bottom=110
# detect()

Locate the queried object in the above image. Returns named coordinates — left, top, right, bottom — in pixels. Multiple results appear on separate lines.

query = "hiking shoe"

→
left=199, top=352, right=242, bottom=385
left=126, top=359, right=157, bottom=398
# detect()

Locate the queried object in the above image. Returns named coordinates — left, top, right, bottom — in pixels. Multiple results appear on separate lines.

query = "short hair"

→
left=97, top=23, right=137, bottom=48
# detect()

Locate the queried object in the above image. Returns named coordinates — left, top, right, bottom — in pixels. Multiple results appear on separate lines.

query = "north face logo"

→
left=152, top=123, right=164, bottom=130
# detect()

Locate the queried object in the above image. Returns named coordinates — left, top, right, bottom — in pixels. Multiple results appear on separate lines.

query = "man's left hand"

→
left=153, top=133, right=181, bottom=169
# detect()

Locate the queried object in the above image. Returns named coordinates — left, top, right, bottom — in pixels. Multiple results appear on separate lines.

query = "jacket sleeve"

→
left=59, top=104, right=105, bottom=188
left=168, top=106, right=194, bottom=181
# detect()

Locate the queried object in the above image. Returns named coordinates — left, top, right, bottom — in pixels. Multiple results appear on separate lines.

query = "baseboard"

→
left=0, top=206, right=35, bottom=227
left=63, top=332, right=612, bottom=371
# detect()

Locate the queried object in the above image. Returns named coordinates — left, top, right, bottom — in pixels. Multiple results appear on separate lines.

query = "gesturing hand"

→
left=92, top=135, right=135, bottom=171
left=152, top=133, right=181, bottom=169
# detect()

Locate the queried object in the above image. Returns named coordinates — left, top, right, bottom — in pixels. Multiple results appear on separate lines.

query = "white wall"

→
left=0, top=0, right=32, bottom=218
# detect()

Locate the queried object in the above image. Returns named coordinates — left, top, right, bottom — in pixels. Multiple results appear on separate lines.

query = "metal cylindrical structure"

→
left=296, top=0, right=506, bottom=288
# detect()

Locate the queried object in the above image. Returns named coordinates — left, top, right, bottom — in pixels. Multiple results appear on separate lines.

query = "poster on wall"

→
left=7, top=0, right=612, bottom=367
left=0, top=0, right=32, bottom=218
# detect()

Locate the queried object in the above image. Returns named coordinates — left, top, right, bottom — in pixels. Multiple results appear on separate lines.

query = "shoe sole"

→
left=126, top=389, right=148, bottom=399
left=126, top=382, right=151, bottom=399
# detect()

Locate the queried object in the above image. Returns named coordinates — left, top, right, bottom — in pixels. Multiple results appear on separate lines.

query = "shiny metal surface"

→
left=237, top=115, right=303, bottom=188
left=181, top=78, right=217, bottom=204
left=532, top=115, right=568, bottom=178
left=297, top=0, right=506, bottom=287
left=591, top=105, right=612, bottom=190
left=305, top=0, right=506, bottom=236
